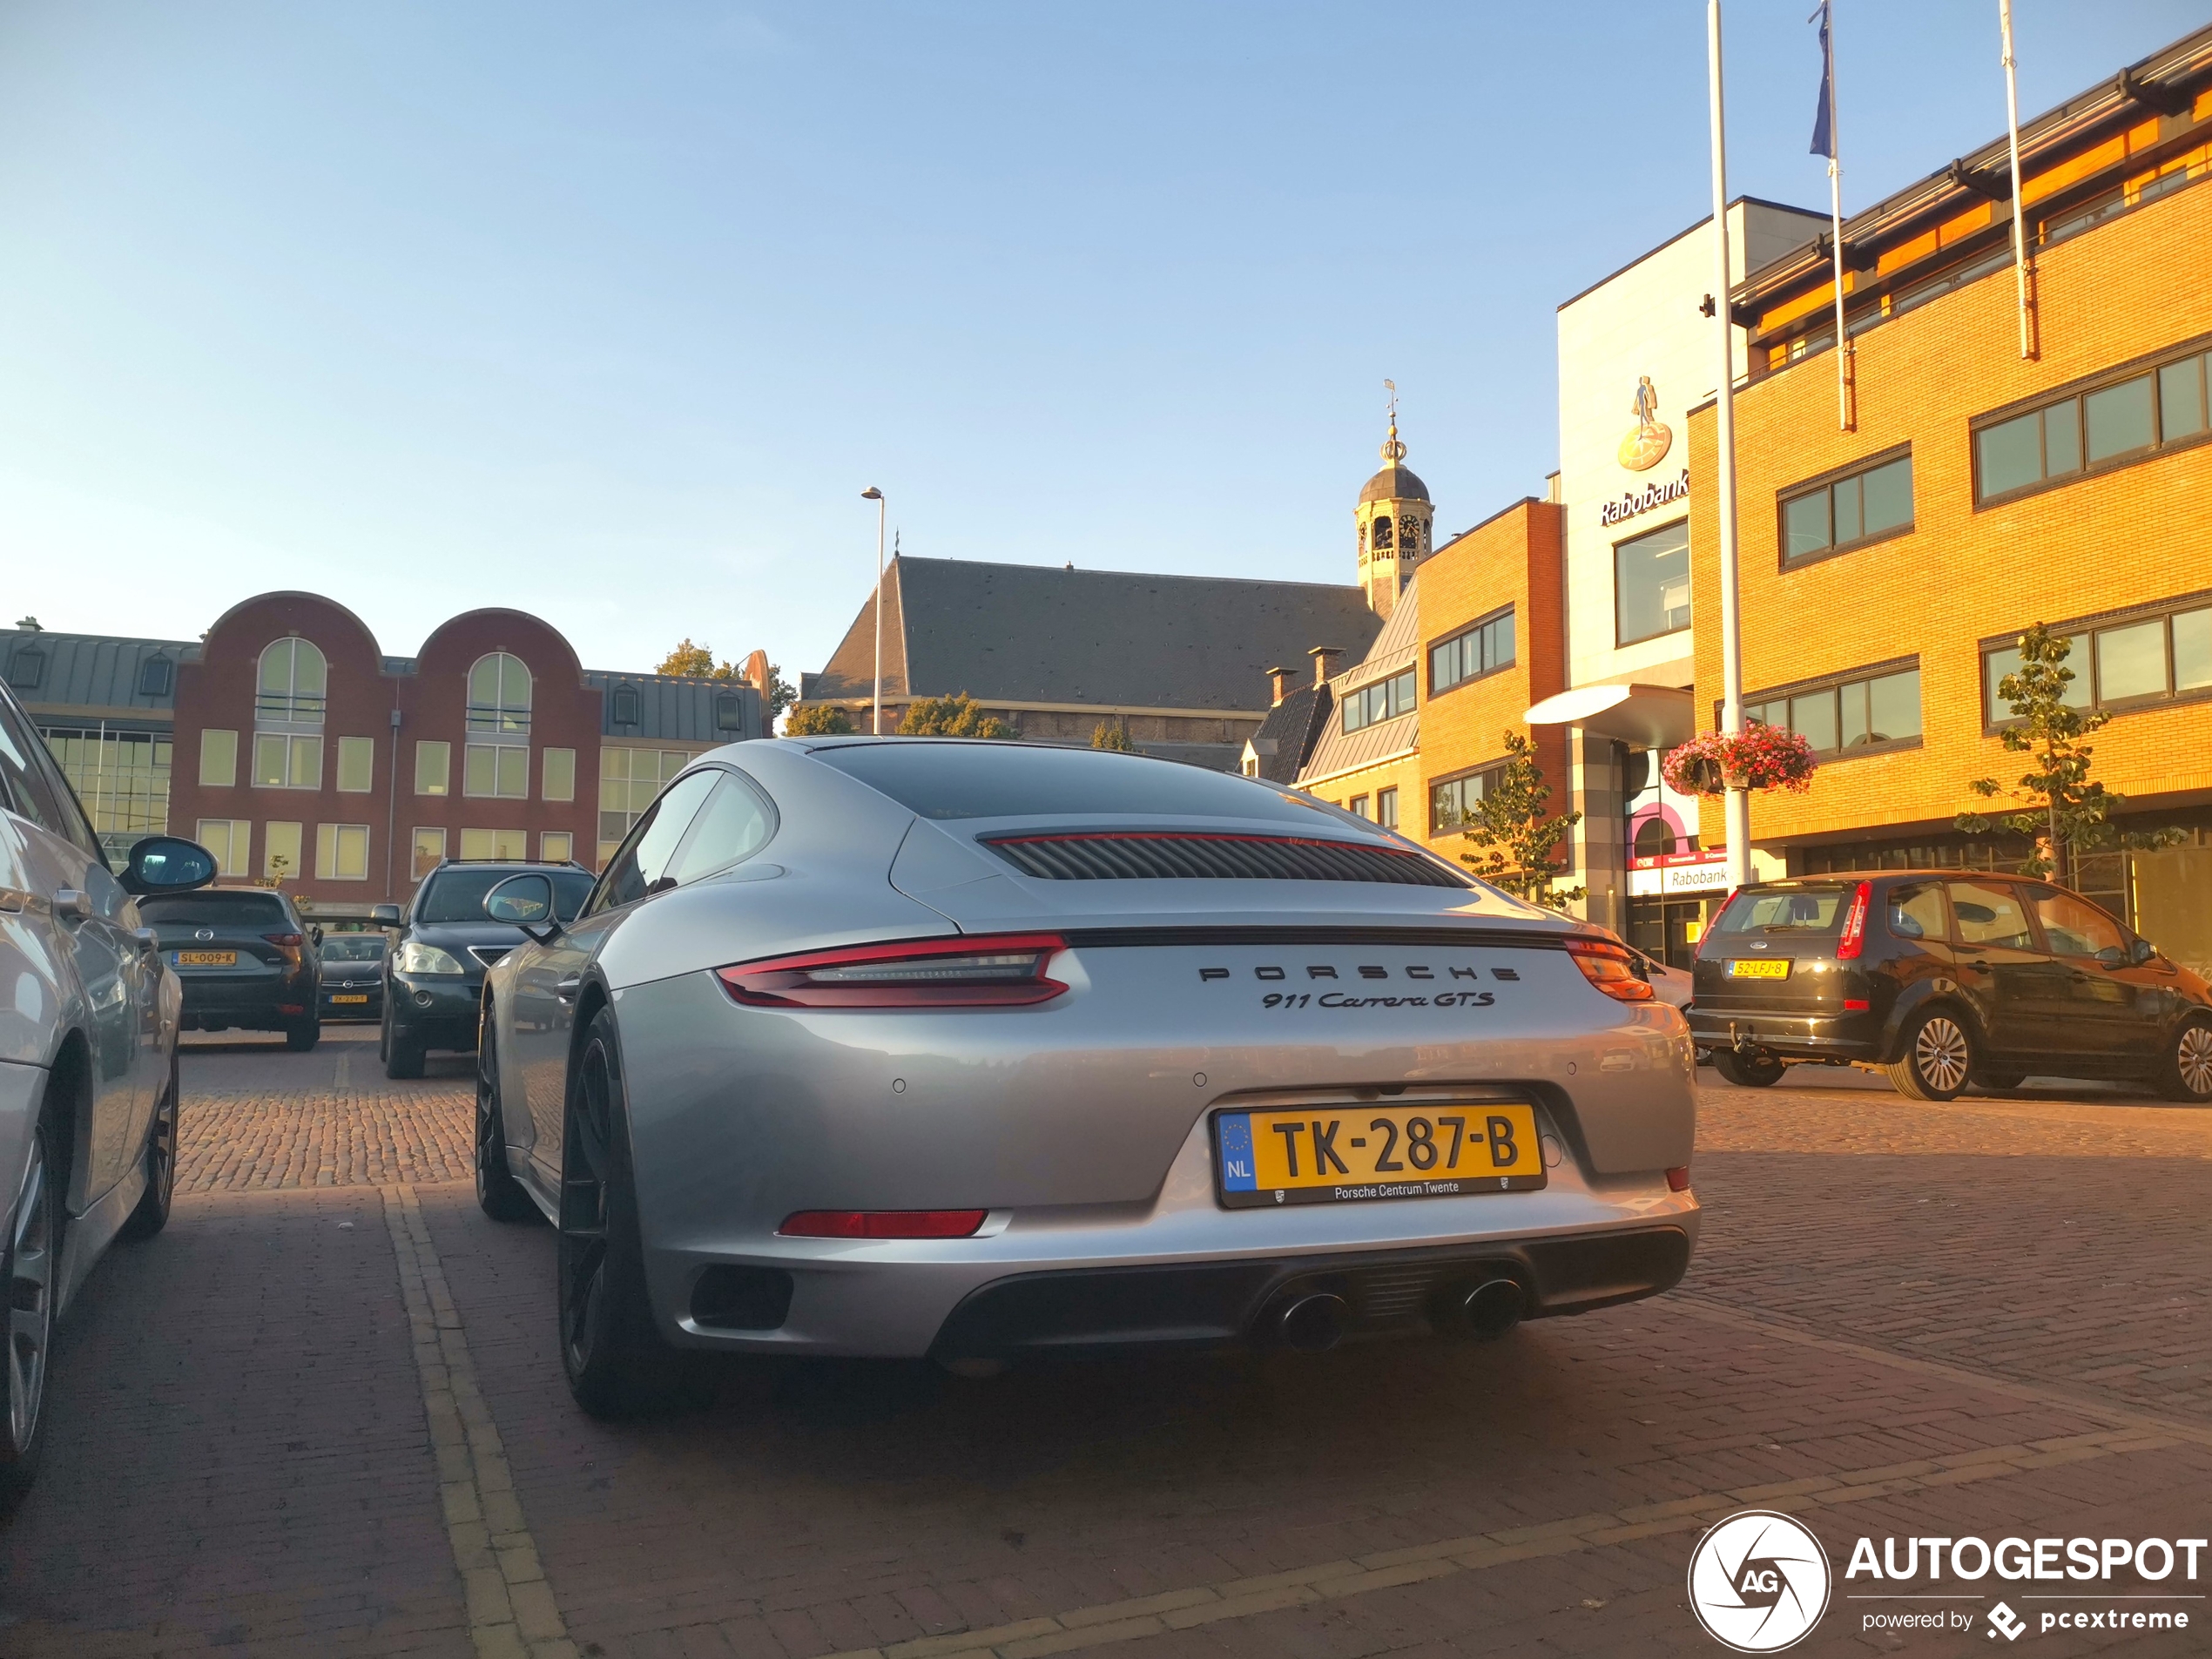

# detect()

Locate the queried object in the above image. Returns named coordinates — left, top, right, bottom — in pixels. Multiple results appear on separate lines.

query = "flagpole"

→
left=1825, top=3, right=1852, bottom=430
left=1999, top=0, right=2033, bottom=359
left=1709, top=0, right=1750, bottom=894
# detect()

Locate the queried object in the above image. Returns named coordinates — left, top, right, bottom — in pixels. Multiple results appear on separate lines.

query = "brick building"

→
left=1687, top=24, right=2212, bottom=974
left=2, top=593, right=762, bottom=914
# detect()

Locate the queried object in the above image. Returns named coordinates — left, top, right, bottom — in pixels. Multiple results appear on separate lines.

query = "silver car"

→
left=0, top=683, right=216, bottom=1500
left=475, top=738, right=1698, bottom=1416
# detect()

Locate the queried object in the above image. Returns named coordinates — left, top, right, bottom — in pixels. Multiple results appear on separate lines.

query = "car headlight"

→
left=396, top=941, right=468, bottom=976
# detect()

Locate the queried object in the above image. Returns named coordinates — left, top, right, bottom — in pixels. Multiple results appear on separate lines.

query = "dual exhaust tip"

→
left=1267, top=1276, right=1525, bottom=1352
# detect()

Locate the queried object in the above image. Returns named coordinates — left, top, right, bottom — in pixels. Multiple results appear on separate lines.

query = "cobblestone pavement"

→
left=0, top=1036, right=2205, bottom=1658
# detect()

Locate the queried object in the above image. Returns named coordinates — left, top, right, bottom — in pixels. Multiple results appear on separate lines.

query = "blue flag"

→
left=1810, top=2, right=1836, bottom=158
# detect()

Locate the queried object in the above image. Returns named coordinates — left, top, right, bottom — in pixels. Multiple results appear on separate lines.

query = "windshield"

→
left=415, top=868, right=596, bottom=924
left=814, top=742, right=1333, bottom=824
left=140, top=893, right=290, bottom=928
left=320, top=934, right=388, bottom=961
left=1708, top=886, right=1851, bottom=937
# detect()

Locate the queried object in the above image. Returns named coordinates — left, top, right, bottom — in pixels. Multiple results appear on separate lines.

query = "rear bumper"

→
left=178, top=976, right=312, bottom=1029
left=1686, top=1008, right=1881, bottom=1062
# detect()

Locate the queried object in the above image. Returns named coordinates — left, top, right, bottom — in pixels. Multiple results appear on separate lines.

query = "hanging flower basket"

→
left=1661, top=727, right=1817, bottom=797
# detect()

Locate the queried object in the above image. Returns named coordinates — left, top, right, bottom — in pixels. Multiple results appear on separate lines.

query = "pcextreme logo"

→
left=1686, top=1511, right=1831, bottom=1652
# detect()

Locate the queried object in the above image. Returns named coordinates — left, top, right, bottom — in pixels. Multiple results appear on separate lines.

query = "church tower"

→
left=1353, top=391, right=1433, bottom=620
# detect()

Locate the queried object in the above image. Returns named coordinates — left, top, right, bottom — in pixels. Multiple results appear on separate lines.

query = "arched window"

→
left=1372, top=516, right=1394, bottom=550
left=256, top=637, right=327, bottom=725
left=467, top=652, right=532, bottom=736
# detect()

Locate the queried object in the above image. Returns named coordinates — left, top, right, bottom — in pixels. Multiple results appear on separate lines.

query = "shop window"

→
left=1984, top=599, right=2212, bottom=725
left=1974, top=343, right=2211, bottom=504
left=1779, top=452, right=1912, bottom=565
left=1614, top=520, right=1689, bottom=646
left=1429, top=607, right=1515, bottom=694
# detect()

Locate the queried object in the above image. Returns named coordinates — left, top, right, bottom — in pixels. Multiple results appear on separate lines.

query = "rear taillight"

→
left=779, top=1210, right=987, bottom=1238
left=1563, top=936, right=1654, bottom=1002
left=1835, top=880, right=1872, bottom=961
left=717, top=934, right=1069, bottom=1009
left=1666, top=1166, right=1691, bottom=1192
left=263, top=932, right=303, bottom=947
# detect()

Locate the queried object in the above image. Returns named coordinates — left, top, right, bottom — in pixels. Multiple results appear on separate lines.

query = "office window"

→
left=262, top=820, right=303, bottom=882
left=315, top=822, right=370, bottom=880
left=459, top=827, right=528, bottom=861
left=335, top=736, right=374, bottom=793
left=1339, top=668, right=1417, bottom=734
left=600, top=745, right=692, bottom=859
left=195, top=818, right=250, bottom=878
left=1347, top=795, right=1370, bottom=819
left=1430, top=607, right=1516, bottom=693
left=1744, top=664, right=1921, bottom=756
left=255, top=637, right=327, bottom=725
left=412, top=826, right=447, bottom=880
left=43, top=727, right=172, bottom=864
left=1429, top=765, right=1506, bottom=833
left=466, top=652, right=532, bottom=736
left=1615, top=519, right=1689, bottom=645
left=465, top=742, right=529, bottom=799
left=541, top=830, right=574, bottom=863
left=1779, top=452, right=1912, bottom=564
left=415, top=740, right=450, bottom=796
left=252, top=732, right=322, bottom=790
left=199, top=728, right=239, bottom=788
left=1985, top=600, right=2212, bottom=723
left=542, top=747, right=576, bottom=802
left=1974, top=345, right=2211, bottom=503
left=1376, top=786, right=1399, bottom=829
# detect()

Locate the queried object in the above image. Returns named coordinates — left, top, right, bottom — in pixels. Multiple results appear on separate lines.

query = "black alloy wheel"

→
left=2159, top=1018, right=2212, bottom=1104
left=556, top=1010, right=673, bottom=1418
left=1887, top=1008, right=1973, bottom=1102
left=475, top=1015, right=540, bottom=1224
left=0, top=1123, right=56, bottom=1505
left=1712, top=1049, right=1786, bottom=1088
left=121, top=1049, right=180, bottom=1241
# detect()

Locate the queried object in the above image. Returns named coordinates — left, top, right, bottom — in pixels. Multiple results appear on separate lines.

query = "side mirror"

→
left=310, top=925, right=325, bottom=947
left=120, top=835, right=217, bottom=896
left=485, top=873, right=562, bottom=942
left=370, top=903, right=402, bottom=927
left=2129, top=936, right=2158, bottom=967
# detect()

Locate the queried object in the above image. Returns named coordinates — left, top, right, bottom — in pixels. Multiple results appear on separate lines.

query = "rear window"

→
left=415, top=868, right=595, bottom=924
left=1708, top=886, right=1851, bottom=938
left=814, top=742, right=1331, bottom=824
left=140, top=892, right=289, bottom=927
left=320, top=935, right=388, bottom=961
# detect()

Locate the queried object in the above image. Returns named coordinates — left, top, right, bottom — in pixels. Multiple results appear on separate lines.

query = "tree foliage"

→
left=1090, top=720, right=1135, bottom=752
left=785, top=703, right=855, bottom=736
left=657, top=638, right=737, bottom=679
left=898, top=692, right=1014, bottom=738
left=1954, top=623, right=2182, bottom=884
left=758, top=664, right=798, bottom=719
left=1455, top=732, right=1583, bottom=909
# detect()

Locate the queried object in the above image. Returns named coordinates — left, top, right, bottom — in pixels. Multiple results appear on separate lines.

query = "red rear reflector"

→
left=779, top=1210, right=988, bottom=1239
left=1835, top=880, right=1872, bottom=961
left=1665, top=1167, right=1691, bottom=1192
left=1563, top=935, right=1654, bottom=1001
left=1844, top=998, right=1870, bottom=1011
left=276, top=1004, right=305, bottom=1015
left=718, top=934, right=1069, bottom=1009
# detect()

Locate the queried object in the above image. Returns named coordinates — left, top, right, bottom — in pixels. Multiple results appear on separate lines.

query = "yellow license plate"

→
left=1726, top=958, right=1791, bottom=980
left=330, top=994, right=368, bottom=1003
left=175, top=950, right=236, bottom=967
left=1216, top=1102, right=1544, bottom=1208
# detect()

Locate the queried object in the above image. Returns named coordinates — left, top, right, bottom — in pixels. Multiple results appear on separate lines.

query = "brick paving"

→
left=0, top=1041, right=2204, bottom=1657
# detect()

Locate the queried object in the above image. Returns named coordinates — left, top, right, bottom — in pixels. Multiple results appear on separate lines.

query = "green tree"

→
left=898, top=692, right=1015, bottom=738
left=1954, top=623, right=2182, bottom=885
left=1455, top=732, right=1583, bottom=909
left=758, top=663, right=799, bottom=721
left=1090, top=720, right=1135, bottom=752
left=785, top=703, right=855, bottom=736
left=657, top=638, right=738, bottom=679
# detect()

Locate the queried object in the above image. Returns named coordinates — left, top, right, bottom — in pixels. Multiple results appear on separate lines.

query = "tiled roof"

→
left=1243, top=682, right=1332, bottom=785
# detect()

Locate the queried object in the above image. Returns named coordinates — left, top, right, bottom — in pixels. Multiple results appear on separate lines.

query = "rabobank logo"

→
left=1687, top=1510, right=1831, bottom=1652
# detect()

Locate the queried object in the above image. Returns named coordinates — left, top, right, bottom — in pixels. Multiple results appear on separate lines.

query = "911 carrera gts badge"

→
left=1197, top=964, right=1502, bottom=1009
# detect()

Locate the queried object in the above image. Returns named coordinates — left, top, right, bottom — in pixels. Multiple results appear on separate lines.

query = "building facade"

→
left=1687, top=25, right=2212, bottom=974
left=2, top=596, right=760, bottom=914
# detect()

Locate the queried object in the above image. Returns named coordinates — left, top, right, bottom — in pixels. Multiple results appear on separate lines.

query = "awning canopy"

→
left=1522, top=683, right=1696, bottom=750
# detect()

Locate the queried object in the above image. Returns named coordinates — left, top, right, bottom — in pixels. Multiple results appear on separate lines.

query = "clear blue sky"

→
left=1, top=3, right=2201, bottom=682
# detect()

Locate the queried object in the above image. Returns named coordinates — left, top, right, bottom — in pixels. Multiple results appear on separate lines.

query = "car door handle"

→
left=1959, top=959, right=1990, bottom=973
left=555, top=977, right=581, bottom=1002
left=53, top=888, right=91, bottom=923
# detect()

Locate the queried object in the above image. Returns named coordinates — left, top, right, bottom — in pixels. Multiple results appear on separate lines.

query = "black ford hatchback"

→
left=1686, top=871, right=2212, bottom=1102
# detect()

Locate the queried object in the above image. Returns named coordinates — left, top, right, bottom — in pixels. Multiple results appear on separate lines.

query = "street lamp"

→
left=861, top=487, right=886, bottom=734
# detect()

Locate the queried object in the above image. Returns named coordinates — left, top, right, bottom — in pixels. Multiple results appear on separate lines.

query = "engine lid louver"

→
left=982, top=832, right=1468, bottom=887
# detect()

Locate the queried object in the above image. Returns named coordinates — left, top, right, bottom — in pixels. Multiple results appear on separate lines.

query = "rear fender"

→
left=1879, top=982, right=1980, bottom=1064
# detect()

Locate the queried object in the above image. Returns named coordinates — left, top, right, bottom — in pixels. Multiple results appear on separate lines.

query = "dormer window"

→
left=4, top=647, right=44, bottom=691
left=138, top=656, right=172, bottom=698
left=714, top=691, right=745, bottom=732
left=610, top=684, right=641, bottom=726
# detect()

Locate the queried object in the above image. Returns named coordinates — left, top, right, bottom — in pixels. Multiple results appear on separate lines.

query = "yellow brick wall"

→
left=1689, top=176, right=2212, bottom=853
left=1414, top=499, right=1569, bottom=846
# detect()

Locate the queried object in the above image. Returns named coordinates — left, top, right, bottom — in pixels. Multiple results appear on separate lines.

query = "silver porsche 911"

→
left=475, top=738, right=1696, bottom=1417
